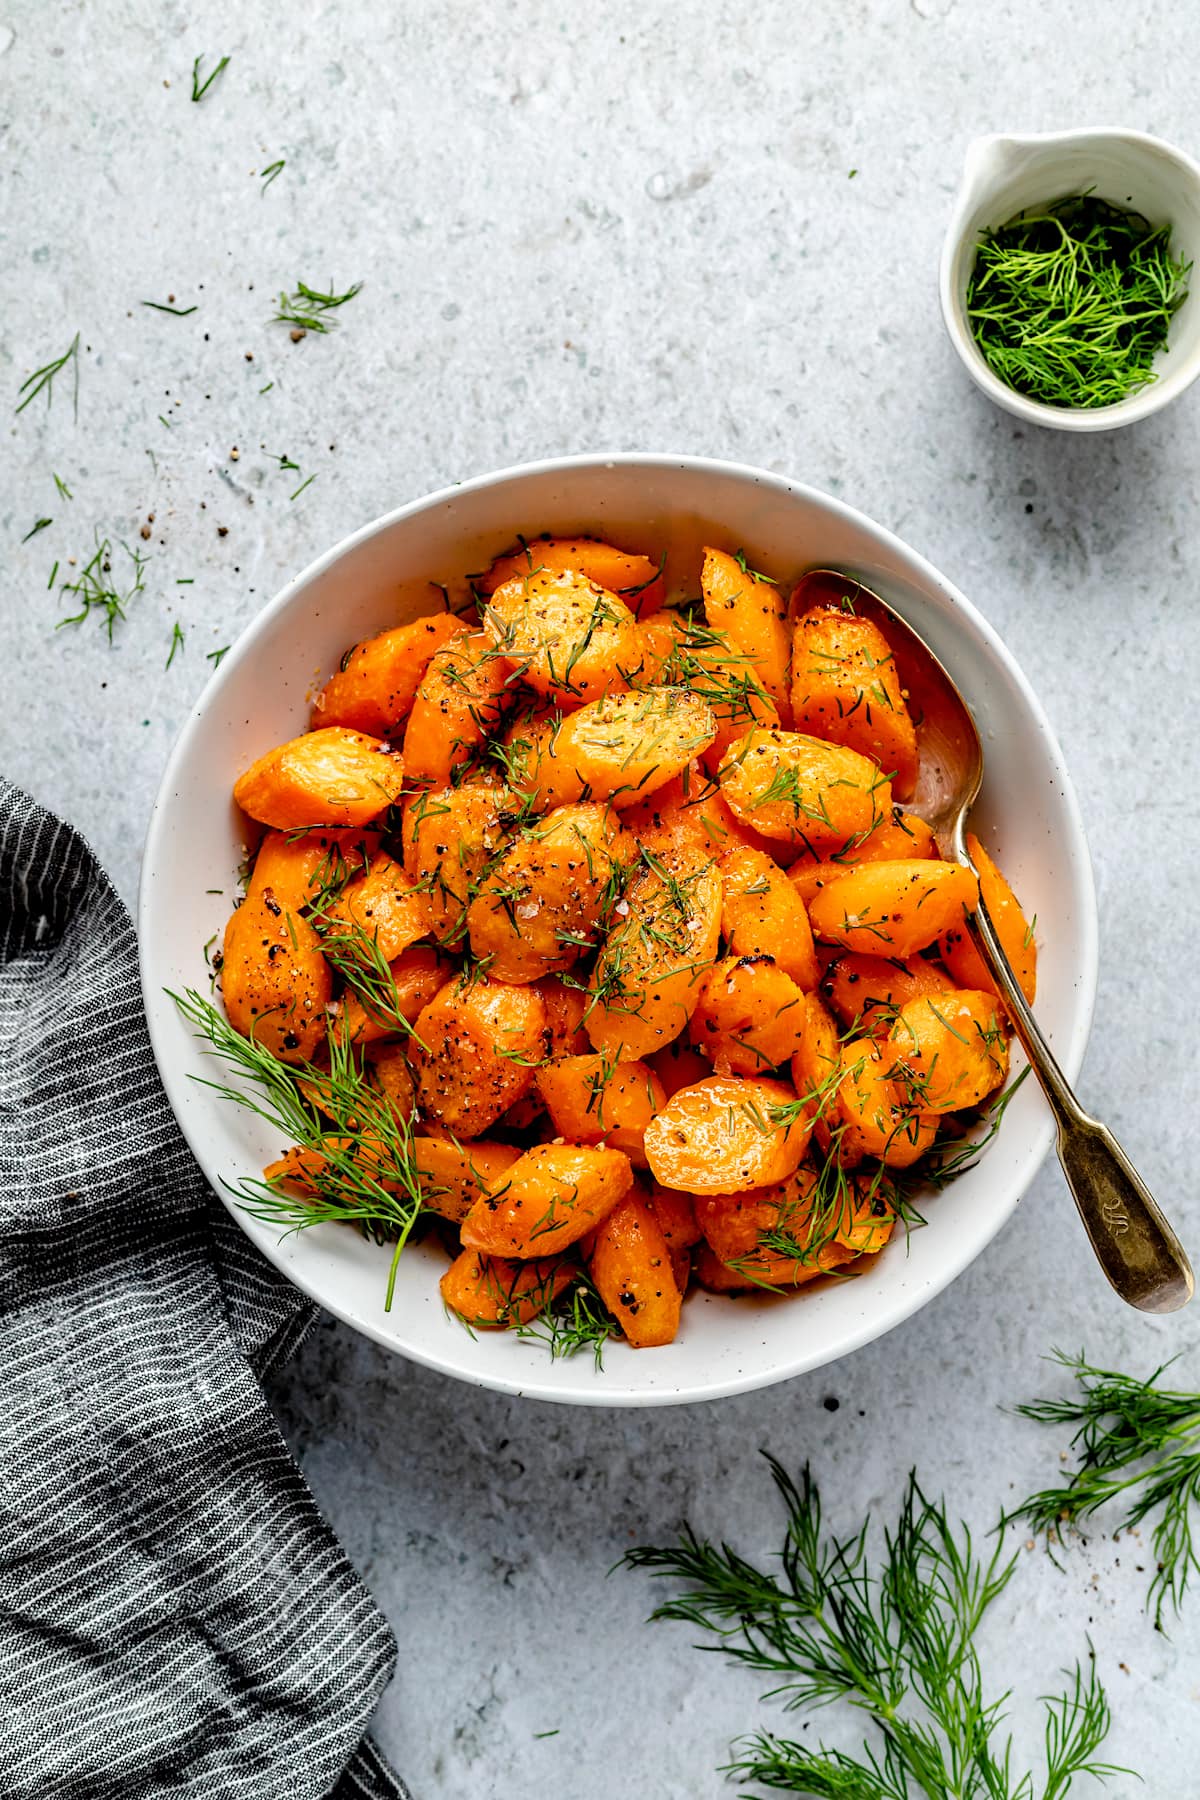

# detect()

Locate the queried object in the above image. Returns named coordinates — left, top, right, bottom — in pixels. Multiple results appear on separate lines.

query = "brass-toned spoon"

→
left=794, top=569, right=1193, bottom=1314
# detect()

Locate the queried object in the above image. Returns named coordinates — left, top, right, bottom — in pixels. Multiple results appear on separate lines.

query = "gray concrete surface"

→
left=3, top=2, right=1199, bottom=1794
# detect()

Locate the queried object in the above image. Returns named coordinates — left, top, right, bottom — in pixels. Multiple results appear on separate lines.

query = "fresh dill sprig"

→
left=967, top=193, right=1190, bottom=409
left=624, top=1454, right=1128, bottom=1799
left=515, top=1271, right=618, bottom=1367
left=190, top=53, right=230, bottom=102
left=1014, top=1348, right=1200, bottom=1626
left=170, top=988, right=424, bottom=1309
left=55, top=536, right=148, bottom=641
left=16, top=331, right=80, bottom=418
left=274, top=279, right=363, bottom=334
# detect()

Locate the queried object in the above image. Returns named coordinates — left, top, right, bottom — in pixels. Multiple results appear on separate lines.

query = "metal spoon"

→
left=794, top=569, right=1193, bottom=1314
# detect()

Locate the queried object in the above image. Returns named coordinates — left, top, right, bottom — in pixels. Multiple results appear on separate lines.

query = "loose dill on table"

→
left=273, top=279, right=363, bottom=334
left=54, top=536, right=149, bottom=642
left=623, top=1454, right=1128, bottom=1798
left=1014, top=1348, right=1200, bottom=1627
left=15, top=331, right=80, bottom=417
left=966, top=192, right=1190, bottom=408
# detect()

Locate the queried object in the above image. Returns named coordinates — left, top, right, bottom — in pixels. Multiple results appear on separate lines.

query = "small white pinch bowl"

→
left=940, top=128, right=1200, bottom=432
left=140, top=454, right=1097, bottom=1407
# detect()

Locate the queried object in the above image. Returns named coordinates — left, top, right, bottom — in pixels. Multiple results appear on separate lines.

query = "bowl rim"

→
left=938, top=126, right=1200, bottom=433
left=139, top=450, right=1100, bottom=1405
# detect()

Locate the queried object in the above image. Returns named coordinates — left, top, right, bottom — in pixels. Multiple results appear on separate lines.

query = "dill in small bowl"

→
left=966, top=192, right=1191, bottom=408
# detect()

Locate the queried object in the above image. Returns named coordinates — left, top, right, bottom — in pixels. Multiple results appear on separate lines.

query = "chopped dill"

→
left=55, top=536, right=148, bottom=642
left=274, top=279, right=363, bottom=334
left=53, top=472, right=73, bottom=500
left=207, top=644, right=230, bottom=668
left=259, top=158, right=285, bottom=192
left=1014, top=1348, right=1200, bottom=1625
left=170, top=988, right=424, bottom=1310
left=22, top=518, right=52, bottom=543
left=732, top=547, right=774, bottom=583
left=967, top=192, right=1190, bottom=408
left=142, top=299, right=198, bottom=316
left=166, top=621, right=185, bottom=669
left=16, top=331, right=80, bottom=418
left=190, top=53, right=231, bottom=102
left=290, top=472, right=317, bottom=501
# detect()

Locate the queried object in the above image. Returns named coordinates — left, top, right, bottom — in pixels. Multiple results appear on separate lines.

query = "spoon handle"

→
left=968, top=888, right=1193, bottom=1314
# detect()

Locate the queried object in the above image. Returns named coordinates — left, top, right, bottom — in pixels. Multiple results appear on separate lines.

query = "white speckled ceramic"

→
left=940, top=128, right=1200, bottom=431
left=139, top=453, right=1097, bottom=1406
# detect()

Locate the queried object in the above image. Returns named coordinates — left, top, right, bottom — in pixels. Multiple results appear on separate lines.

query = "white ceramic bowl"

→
left=139, top=454, right=1098, bottom=1406
left=940, top=128, right=1200, bottom=432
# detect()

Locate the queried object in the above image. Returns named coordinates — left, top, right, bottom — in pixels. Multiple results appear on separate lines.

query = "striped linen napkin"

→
left=0, top=782, right=408, bottom=1800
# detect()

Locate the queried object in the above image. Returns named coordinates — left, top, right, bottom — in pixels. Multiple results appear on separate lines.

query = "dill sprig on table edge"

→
left=966, top=193, right=1190, bottom=409
left=624, top=1454, right=1127, bottom=1799
left=1014, top=1349, right=1200, bottom=1627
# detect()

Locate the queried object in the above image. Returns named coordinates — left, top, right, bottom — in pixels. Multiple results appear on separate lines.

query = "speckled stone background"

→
left=4, top=2, right=1200, bottom=1793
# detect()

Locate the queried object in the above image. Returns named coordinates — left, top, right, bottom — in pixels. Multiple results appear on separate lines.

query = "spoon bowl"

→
left=796, top=569, right=1194, bottom=1315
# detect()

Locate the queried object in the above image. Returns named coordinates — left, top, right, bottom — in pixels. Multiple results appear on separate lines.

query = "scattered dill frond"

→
left=290, top=472, right=317, bottom=501
left=624, top=1454, right=1128, bottom=1798
left=170, top=988, right=424, bottom=1309
left=142, top=298, right=198, bottom=316
left=206, top=644, right=230, bottom=668
left=515, top=1272, right=618, bottom=1367
left=53, top=472, right=73, bottom=500
left=967, top=193, right=1190, bottom=408
left=190, top=53, right=230, bottom=102
left=22, top=518, right=52, bottom=543
left=55, top=536, right=148, bottom=641
left=16, top=332, right=80, bottom=417
left=260, top=158, right=285, bottom=192
left=166, top=621, right=185, bottom=669
left=308, top=904, right=428, bottom=1052
left=273, top=279, right=363, bottom=334
left=1014, top=1348, right=1200, bottom=1625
